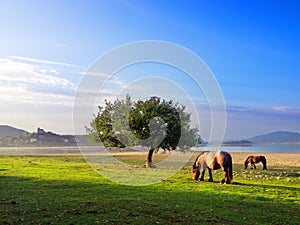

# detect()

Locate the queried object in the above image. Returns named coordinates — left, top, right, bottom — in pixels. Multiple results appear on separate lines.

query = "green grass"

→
left=0, top=154, right=299, bottom=224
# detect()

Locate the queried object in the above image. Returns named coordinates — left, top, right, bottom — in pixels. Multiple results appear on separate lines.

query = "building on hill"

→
left=0, top=127, right=76, bottom=147
left=30, top=128, right=76, bottom=146
left=37, top=127, right=46, bottom=135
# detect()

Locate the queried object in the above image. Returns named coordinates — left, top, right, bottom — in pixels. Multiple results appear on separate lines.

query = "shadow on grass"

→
left=1, top=174, right=299, bottom=225
left=231, top=181, right=299, bottom=190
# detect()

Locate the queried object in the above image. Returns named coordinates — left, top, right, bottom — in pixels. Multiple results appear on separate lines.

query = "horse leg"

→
left=253, top=163, right=256, bottom=169
left=199, top=169, right=205, bottom=181
left=207, top=168, right=213, bottom=182
left=263, top=161, right=267, bottom=170
left=225, top=168, right=232, bottom=184
left=221, top=168, right=227, bottom=184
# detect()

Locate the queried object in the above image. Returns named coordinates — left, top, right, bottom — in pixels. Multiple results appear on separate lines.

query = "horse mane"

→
left=193, top=151, right=208, bottom=167
left=246, top=155, right=253, bottom=160
left=244, top=155, right=253, bottom=163
left=244, top=155, right=253, bottom=168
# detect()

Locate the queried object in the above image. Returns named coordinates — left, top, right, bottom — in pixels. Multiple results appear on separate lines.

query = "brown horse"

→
left=244, top=155, right=267, bottom=170
left=192, top=151, right=233, bottom=184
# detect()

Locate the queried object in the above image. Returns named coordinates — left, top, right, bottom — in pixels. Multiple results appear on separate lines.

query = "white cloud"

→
left=81, top=71, right=110, bottom=77
left=0, top=56, right=79, bottom=107
left=0, top=83, right=74, bottom=106
left=272, top=107, right=300, bottom=114
left=55, top=43, right=67, bottom=48
left=224, top=105, right=300, bottom=139
left=9, top=56, right=83, bottom=69
left=0, top=56, right=85, bottom=134
left=0, top=57, right=75, bottom=86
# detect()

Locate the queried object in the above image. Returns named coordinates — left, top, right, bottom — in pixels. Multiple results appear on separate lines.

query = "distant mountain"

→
left=0, top=125, right=28, bottom=137
left=247, top=131, right=300, bottom=143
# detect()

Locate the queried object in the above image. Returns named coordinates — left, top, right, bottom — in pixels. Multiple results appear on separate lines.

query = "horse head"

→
left=192, top=165, right=200, bottom=180
left=244, top=156, right=252, bottom=169
left=243, top=161, right=248, bottom=169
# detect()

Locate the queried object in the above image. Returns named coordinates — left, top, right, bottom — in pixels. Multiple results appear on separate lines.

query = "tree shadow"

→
left=231, top=181, right=300, bottom=192
left=1, top=171, right=299, bottom=224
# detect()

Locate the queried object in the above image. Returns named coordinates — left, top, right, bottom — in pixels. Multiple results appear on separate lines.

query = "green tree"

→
left=88, top=95, right=201, bottom=167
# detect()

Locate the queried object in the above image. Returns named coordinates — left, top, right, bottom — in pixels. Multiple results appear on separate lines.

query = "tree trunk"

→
left=145, top=148, right=155, bottom=168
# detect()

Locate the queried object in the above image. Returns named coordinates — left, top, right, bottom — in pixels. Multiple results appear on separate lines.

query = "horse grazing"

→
left=244, top=155, right=267, bottom=170
left=192, top=151, right=233, bottom=184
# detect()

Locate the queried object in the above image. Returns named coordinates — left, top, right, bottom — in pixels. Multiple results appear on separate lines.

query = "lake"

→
left=220, top=143, right=300, bottom=153
left=0, top=143, right=299, bottom=155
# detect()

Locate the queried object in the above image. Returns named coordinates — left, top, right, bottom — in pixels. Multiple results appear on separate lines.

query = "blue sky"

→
left=1, top=0, right=300, bottom=140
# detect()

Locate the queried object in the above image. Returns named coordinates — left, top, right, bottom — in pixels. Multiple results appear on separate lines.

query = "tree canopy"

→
left=87, top=95, right=201, bottom=167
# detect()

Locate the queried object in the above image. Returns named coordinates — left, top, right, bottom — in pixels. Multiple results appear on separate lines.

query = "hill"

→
left=248, top=131, right=300, bottom=143
left=222, top=140, right=253, bottom=146
left=0, top=127, right=79, bottom=147
left=0, top=125, right=28, bottom=137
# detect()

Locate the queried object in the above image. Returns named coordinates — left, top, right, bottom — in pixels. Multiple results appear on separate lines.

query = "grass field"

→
left=0, top=153, right=299, bottom=224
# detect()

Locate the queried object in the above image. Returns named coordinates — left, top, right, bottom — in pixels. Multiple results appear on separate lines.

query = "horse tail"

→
left=262, top=156, right=267, bottom=170
left=228, top=156, right=233, bottom=183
